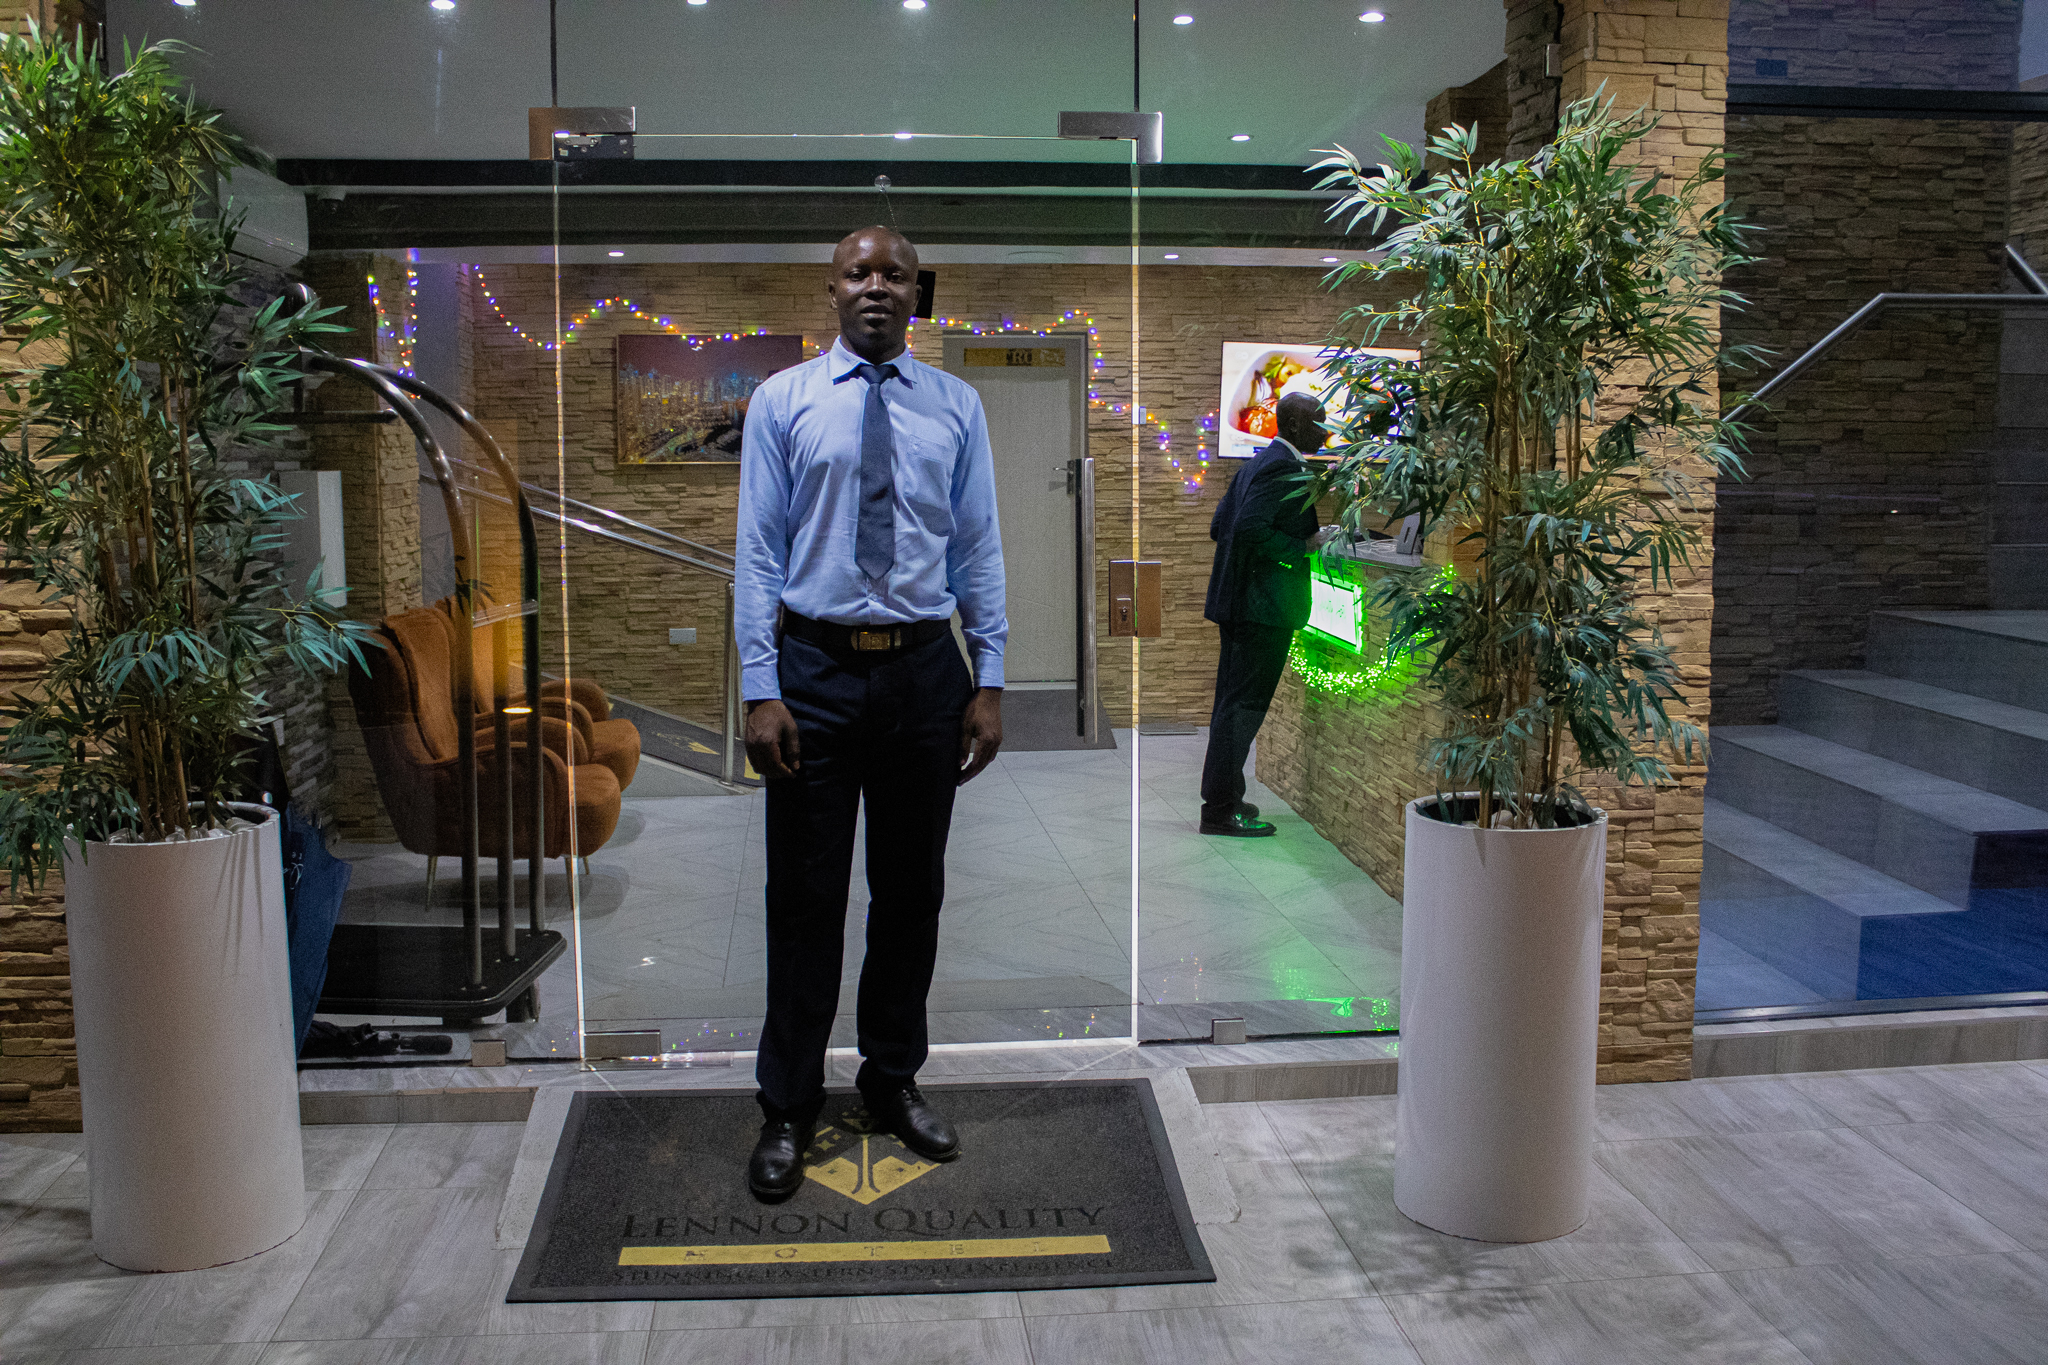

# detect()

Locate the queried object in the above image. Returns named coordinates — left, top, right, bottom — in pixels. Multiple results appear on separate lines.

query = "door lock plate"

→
left=1108, top=559, right=1162, bottom=638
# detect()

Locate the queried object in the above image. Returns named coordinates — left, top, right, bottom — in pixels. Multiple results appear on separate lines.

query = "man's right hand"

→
left=744, top=699, right=801, bottom=780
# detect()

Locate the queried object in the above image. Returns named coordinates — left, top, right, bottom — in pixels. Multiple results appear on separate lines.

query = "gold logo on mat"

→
left=804, top=1112, right=938, bottom=1205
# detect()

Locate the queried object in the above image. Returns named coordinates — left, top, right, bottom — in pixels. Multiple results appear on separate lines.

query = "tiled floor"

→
left=11, top=1057, right=2048, bottom=1362
left=328, top=731, right=1403, bottom=1058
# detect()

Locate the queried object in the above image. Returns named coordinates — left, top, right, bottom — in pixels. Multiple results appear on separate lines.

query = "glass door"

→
left=535, top=0, right=1147, bottom=1062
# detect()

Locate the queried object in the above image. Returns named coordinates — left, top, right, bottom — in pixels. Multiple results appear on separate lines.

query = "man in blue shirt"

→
left=734, top=226, right=1006, bottom=1200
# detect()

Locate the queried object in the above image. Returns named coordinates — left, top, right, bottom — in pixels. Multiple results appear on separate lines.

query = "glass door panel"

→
left=537, top=6, right=1145, bottom=1059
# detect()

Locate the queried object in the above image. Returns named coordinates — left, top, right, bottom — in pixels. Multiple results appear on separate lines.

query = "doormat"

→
left=1000, top=687, right=1117, bottom=752
left=507, top=1079, right=1213, bottom=1300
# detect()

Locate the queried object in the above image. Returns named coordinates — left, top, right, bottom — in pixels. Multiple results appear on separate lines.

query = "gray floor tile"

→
left=1014, top=1159, right=1372, bottom=1316
left=360, top=1124, right=526, bottom=1192
left=1258, top=1094, right=1398, bottom=1165
left=1721, top=1250, right=2048, bottom=1365
left=302, top=1127, right=394, bottom=1193
left=1595, top=1126, right=2023, bottom=1270
left=1200, top=1101, right=1291, bottom=1166
left=16, top=1347, right=270, bottom=1365
left=86, top=1191, right=355, bottom=1349
left=1024, top=1297, right=1422, bottom=1365
left=1384, top=1272, right=1810, bottom=1365
left=1790, top=1061, right=2048, bottom=1127
left=1858, top=1112, right=2048, bottom=1248
left=273, top=1188, right=505, bottom=1341
left=643, top=1317, right=1032, bottom=1365
left=1594, top=1074, right=1842, bottom=1141
left=648, top=1290, right=1020, bottom=1330
left=0, top=1201, right=146, bottom=1353
left=478, top=1250, right=655, bottom=1335
left=258, top=1332, right=650, bottom=1364
left=1294, top=1138, right=1710, bottom=1296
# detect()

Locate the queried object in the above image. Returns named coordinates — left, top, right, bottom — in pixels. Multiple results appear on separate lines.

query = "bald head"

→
left=1276, top=391, right=1326, bottom=453
left=827, top=226, right=919, bottom=362
left=833, top=225, right=918, bottom=271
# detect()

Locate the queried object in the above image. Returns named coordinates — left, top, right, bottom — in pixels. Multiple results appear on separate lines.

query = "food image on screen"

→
left=1217, top=341, right=1419, bottom=460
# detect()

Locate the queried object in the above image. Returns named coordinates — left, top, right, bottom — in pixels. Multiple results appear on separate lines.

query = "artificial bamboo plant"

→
left=0, top=29, right=374, bottom=882
left=1313, top=97, right=1759, bottom=829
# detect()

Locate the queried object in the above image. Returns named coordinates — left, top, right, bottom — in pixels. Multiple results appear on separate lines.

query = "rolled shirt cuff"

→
left=741, top=663, right=782, bottom=703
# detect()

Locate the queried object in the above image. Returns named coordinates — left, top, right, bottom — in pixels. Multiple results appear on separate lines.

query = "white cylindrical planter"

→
left=64, top=803, right=306, bottom=1271
left=1394, top=795, right=1607, bottom=1243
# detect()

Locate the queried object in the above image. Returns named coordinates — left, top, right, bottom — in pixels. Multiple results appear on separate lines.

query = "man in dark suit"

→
left=1199, top=392, right=1335, bottom=836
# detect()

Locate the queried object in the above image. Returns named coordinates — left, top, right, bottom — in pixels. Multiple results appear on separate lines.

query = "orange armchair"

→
left=350, top=607, right=622, bottom=905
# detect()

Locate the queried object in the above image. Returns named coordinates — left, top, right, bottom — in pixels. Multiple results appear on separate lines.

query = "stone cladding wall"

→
left=1714, top=116, right=2011, bottom=724
left=454, top=261, right=1415, bottom=746
left=1268, top=0, right=1729, bottom=1085
left=1728, top=0, right=2021, bottom=88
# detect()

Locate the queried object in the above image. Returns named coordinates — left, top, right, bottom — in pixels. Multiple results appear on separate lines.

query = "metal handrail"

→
left=1727, top=244, right=2048, bottom=426
left=457, top=472, right=745, bottom=783
left=447, top=453, right=734, bottom=566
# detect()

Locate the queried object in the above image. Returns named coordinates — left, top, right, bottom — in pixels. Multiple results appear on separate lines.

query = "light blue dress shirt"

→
left=735, top=338, right=1008, bottom=702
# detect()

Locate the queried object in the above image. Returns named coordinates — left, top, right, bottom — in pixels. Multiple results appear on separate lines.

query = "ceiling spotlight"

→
left=893, top=130, right=914, bottom=140
left=1173, top=13, right=1193, bottom=23
left=173, top=0, right=196, bottom=6
left=607, top=250, right=625, bottom=257
left=902, top=0, right=926, bottom=8
left=429, top=0, right=455, bottom=10
left=687, top=0, right=707, bottom=5
left=1230, top=133, right=1252, bottom=142
left=1359, top=9, right=1386, bottom=21
left=1163, top=253, right=1181, bottom=260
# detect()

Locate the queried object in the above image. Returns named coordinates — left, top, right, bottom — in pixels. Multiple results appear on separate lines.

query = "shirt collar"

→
left=829, top=336, right=917, bottom=387
left=1270, top=436, right=1303, bottom=462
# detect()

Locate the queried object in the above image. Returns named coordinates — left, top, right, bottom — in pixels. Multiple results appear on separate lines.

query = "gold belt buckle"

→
left=851, top=628, right=896, bottom=652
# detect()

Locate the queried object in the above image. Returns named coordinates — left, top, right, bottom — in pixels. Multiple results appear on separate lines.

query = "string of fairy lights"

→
left=365, top=268, right=419, bottom=375
left=1285, top=564, right=1455, bottom=697
left=467, top=267, right=1220, bottom=491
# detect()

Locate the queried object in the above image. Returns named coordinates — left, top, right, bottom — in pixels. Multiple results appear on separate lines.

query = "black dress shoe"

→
left=747, top=1118, right=815, bottom=1202
left=1237, top=801, right=1260, bottom=819
left=863, top=1085, right=960, bottom=1161
left=1199, top=811, right=1277, bottom=837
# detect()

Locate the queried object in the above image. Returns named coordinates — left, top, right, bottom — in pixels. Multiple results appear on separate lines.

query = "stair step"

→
left=1779, top=670, right=2048, bottom=808
left=1865, top=610, right=2048, bottom=710
left=1707, top=725, right=2048, bottom=908
left=1702, top=800, right=1971, bottom=1000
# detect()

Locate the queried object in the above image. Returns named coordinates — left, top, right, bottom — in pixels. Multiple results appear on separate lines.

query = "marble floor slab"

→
left=16, top=1061, right=2048, bottom=1361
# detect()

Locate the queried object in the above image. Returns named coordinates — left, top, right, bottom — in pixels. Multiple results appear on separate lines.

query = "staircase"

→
left=1703, top=611, right=2048, bottom=1002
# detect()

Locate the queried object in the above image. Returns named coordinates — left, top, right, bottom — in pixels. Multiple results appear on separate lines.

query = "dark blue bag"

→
left=281, top=806, right=350, bottom=1053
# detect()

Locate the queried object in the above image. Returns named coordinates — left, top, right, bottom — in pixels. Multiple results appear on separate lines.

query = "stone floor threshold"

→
left=293, top=1006, right=2048, bottom=1124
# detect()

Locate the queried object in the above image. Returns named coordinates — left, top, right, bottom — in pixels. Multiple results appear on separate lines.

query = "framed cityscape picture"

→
left=615, top=334, right=803, bottom=464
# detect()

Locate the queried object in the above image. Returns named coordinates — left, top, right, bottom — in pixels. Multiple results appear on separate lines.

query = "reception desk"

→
left=1254, top=543, right=1446, bottom=902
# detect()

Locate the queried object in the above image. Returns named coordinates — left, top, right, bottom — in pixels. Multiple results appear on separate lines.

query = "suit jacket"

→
left=1204, top=438, right=1320, bottom=629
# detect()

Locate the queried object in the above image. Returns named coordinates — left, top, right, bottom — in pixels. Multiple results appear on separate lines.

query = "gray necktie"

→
left=854, top=361, right=898, bottom=581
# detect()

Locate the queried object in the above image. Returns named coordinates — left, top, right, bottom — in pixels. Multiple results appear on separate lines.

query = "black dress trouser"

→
left=1199, top=621, right=1294, bottom=825
left=755, top=631, right=973, bottom=1123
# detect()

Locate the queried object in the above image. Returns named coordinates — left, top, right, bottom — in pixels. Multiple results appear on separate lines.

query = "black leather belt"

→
left=781, top=609, right=952, bottom=654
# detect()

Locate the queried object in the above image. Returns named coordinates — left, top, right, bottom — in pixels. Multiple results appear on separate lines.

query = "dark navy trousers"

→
left=755, top=632, right=973, bottom=1123
left=1199, top=621, right=1293, bottom=824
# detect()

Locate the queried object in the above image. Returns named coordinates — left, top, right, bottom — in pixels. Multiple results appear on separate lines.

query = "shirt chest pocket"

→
left=900, top=441, right=955, bottom=539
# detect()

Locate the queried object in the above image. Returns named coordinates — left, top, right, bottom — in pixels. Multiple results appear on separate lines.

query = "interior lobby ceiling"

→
left=106, top=0, right=1506, bottom=172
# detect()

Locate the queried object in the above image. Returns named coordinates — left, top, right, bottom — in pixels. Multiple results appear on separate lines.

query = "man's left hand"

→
left=957, top=687, right=1003, bottom=785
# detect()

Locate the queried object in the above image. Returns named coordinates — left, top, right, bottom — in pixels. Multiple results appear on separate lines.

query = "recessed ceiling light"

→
left=1173, top=13, right=1193, bottom=23
left=1359, top=9, right=1386, bottom=21
left=687, top=0, right=707, bottom=5
left=1321, top=256, right=1340, bottom=263
left=173, top=0, right=196, bottom=6
left=1230, top=133, right=1252, bottom=142
left=429, top=0, right=454, bottom=10
left=902, top=0, right=926, bottom=8
left=1163, top=253, right=1181, bottom=260
left=608, top=250, right=625, bottom=257
left=894, top=131, right=914, bottom=140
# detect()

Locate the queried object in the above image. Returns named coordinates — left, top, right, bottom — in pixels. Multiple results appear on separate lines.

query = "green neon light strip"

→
left=1287, top=563, right=1453, bottom=697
